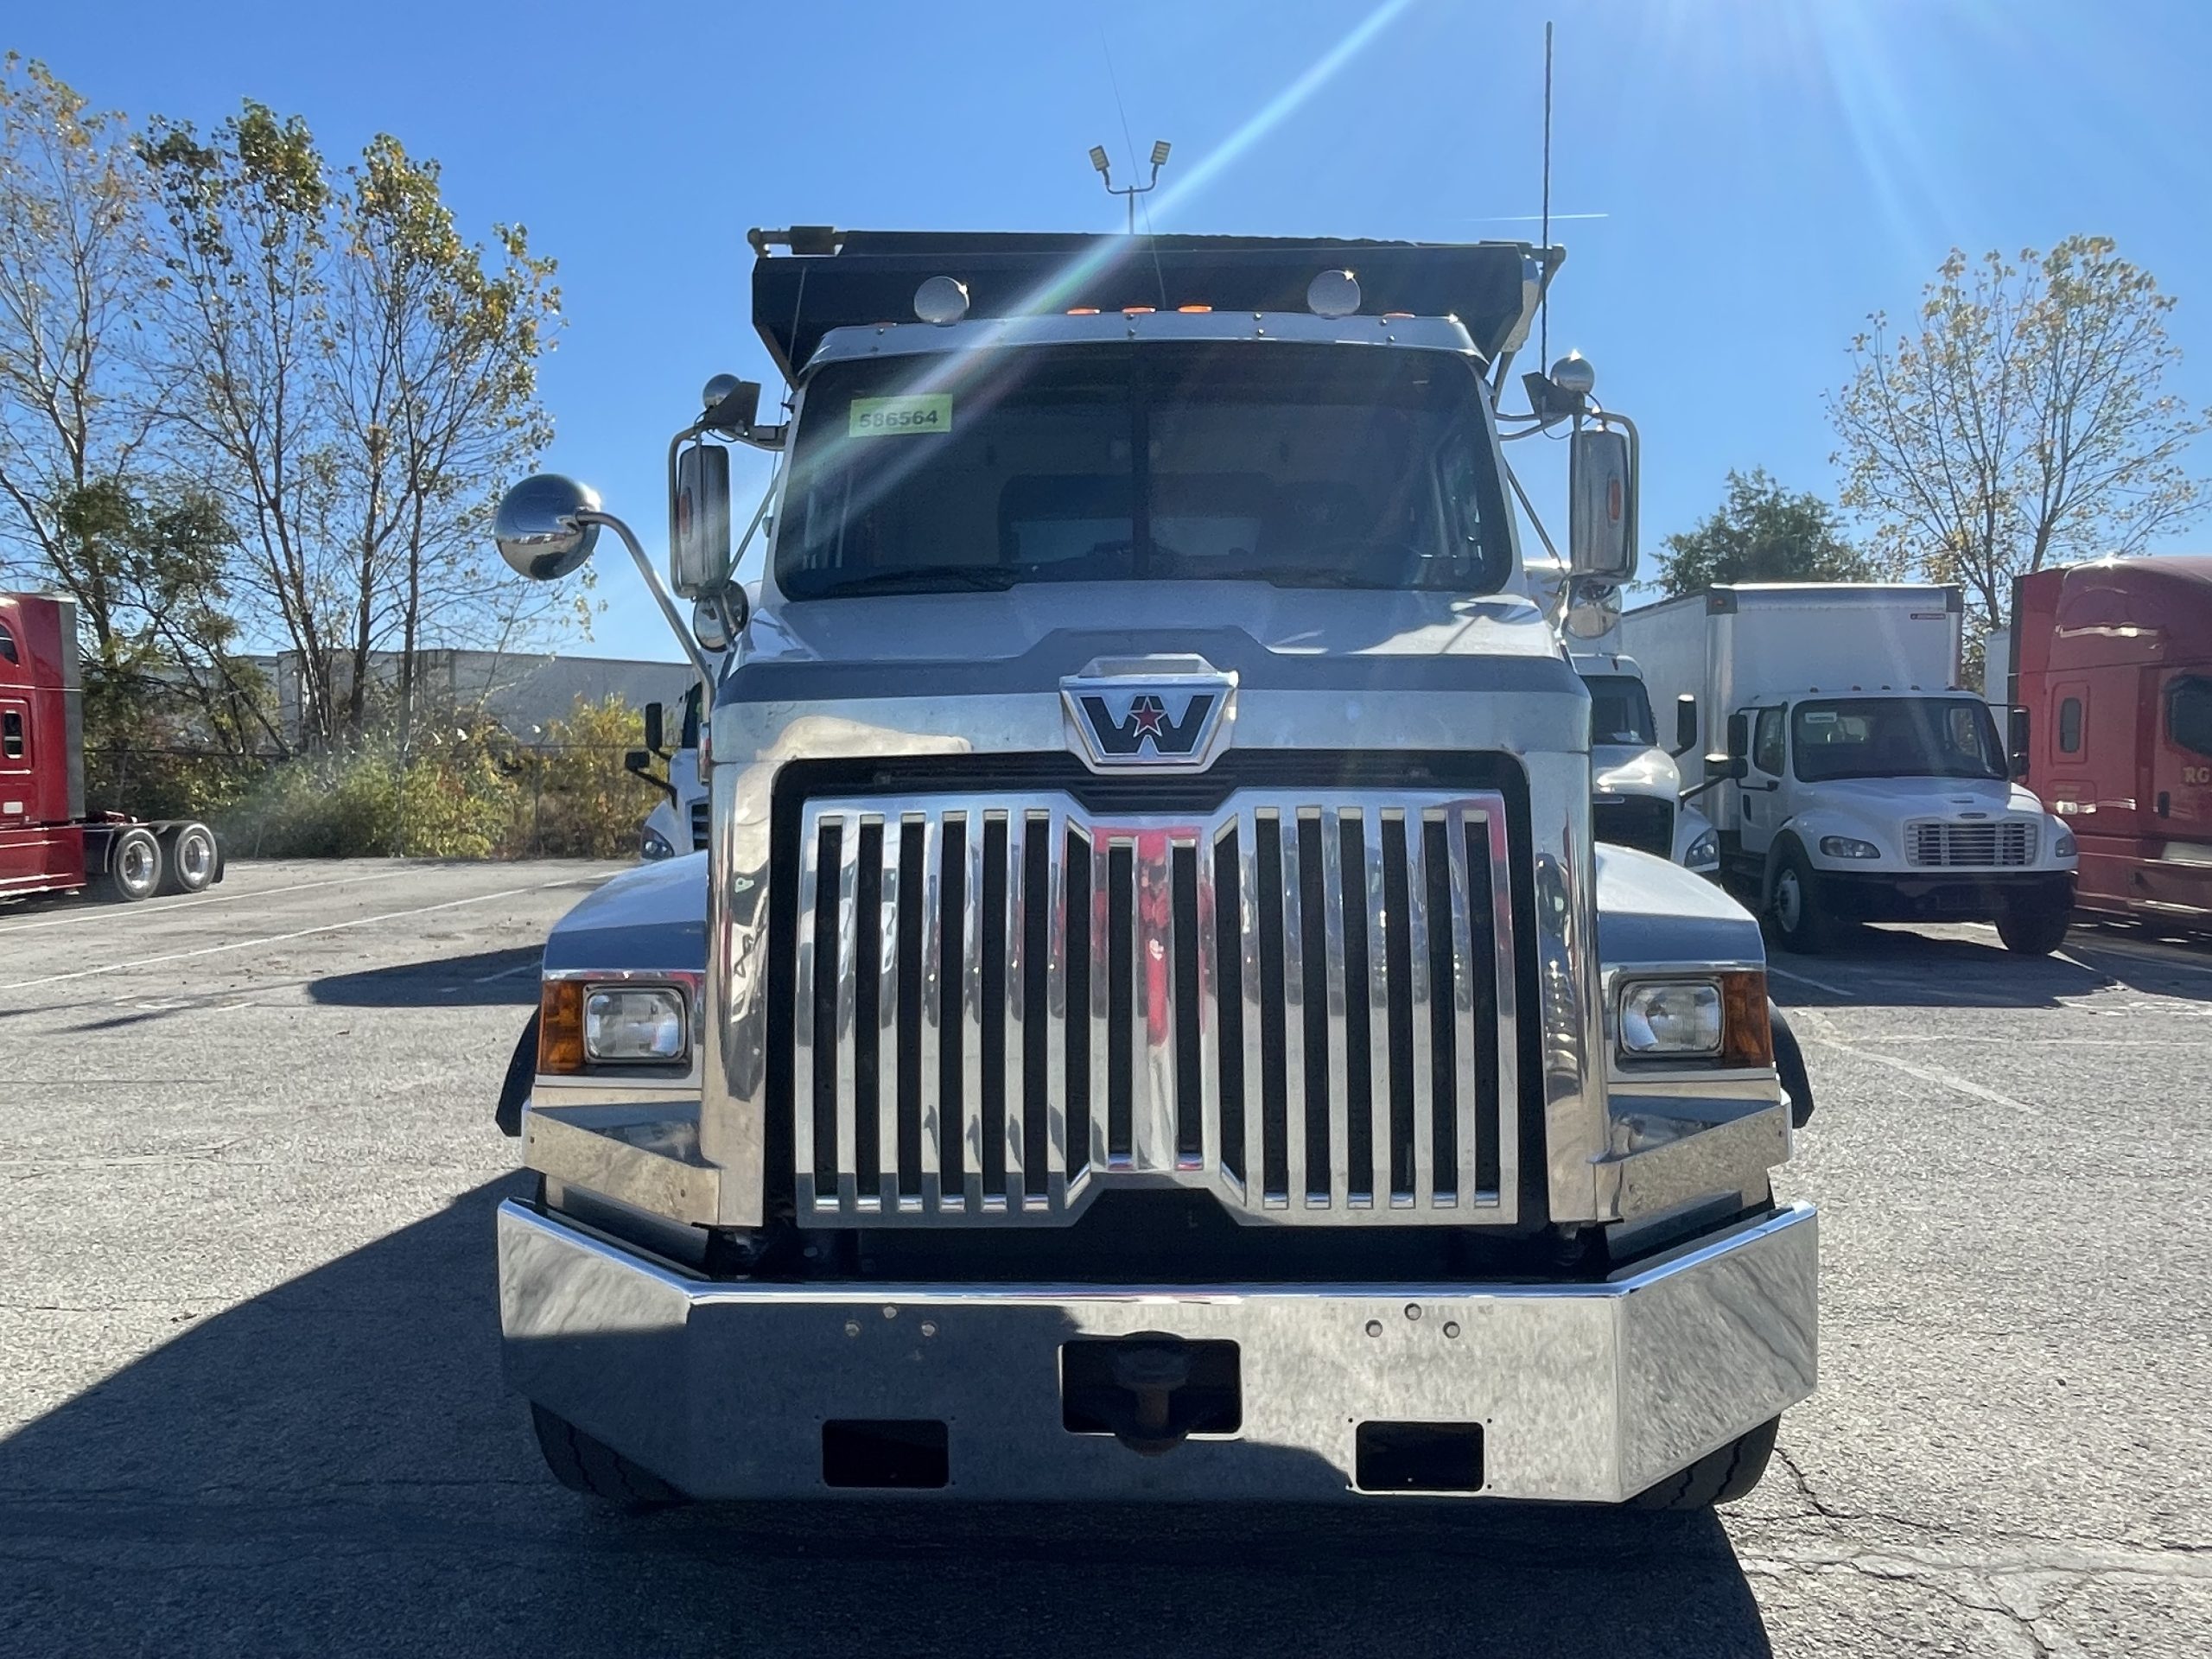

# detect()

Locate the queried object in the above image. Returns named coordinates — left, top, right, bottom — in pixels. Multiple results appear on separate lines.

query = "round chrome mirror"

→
left=1563, top=578, right=1621, bottom=641
left=690, top=595, right=730, bottom=653
left=701, top=372, right=744, bottom=411
left=1549, top=351, right=1596, bottom=399
left=494, top=474, right=601, bottom=580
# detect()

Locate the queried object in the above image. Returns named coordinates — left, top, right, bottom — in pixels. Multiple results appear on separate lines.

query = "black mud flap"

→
left=495, top=1012, right=539, bottom=1138
left=1770, top=1001, right=1814, bottom=1128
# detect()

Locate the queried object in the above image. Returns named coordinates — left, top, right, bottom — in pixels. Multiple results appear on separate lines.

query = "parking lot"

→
left=2, top=857, right=2208, bottom=1656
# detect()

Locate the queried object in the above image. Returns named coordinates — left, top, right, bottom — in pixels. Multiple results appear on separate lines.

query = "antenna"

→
left=1540, top=19, right=1554, bottom=368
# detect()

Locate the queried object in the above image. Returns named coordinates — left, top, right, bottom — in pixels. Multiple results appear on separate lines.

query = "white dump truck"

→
left=487, top=229, right=1816, bottom=1508
left=1623, top=582, right=2076, bottom=953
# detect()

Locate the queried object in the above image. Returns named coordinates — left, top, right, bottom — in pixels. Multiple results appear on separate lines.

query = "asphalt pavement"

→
left=1, top=858, right=2206, bottom=1656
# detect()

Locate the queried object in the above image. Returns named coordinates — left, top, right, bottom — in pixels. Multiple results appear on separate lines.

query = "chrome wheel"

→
left=174, top=826, right=216, bottom=891
left=118, top=836, right=157, bottom=897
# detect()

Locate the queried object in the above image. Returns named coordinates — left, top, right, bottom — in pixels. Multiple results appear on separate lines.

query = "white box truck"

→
left=1621, top=583, right=2077, bottom=953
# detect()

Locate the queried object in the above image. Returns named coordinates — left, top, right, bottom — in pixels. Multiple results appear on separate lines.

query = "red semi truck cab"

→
left=2009, top=557, right=2212, bottom=929
left=0, top=593, right=223, bottom=902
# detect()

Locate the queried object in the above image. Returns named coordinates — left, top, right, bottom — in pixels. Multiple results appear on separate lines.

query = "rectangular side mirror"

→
left=1567, top=427, right=1637, bottom=582
left=671, top=442, right=732, bottom=599
left=2008, top=706, right=2031, bottom=779
left=624, top=747, right=677, bottom=804
left=1673, top=694, right=1698, bottom=757
left=1726, top=711, right=1751, bottom=763
left=642, top=701, right=665, bottom=755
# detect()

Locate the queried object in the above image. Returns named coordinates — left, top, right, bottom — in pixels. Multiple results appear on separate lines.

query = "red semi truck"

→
left=0, top=593, right=224, bottom=902
left=2007, top=557, right=2212, bottom=930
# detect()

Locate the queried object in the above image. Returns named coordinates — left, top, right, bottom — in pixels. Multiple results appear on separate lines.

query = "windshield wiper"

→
left=810, top=567, right=1020, bottom=597
left=1250, top=565, right=1402, bottom=590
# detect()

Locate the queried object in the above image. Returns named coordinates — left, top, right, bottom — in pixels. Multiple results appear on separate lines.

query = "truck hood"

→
left=1592, top=745, right=1681, bottom=801
left=543, top=852, right=709, bottom=975
left=743, top=582, right=1561, bottom=668
left=1807, top=775, right=2043, bottom=817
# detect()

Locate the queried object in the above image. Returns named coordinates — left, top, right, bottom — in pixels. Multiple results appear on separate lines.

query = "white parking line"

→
left=0, top=868, right=417, bottom=938
left=1790, top=1008, right=2044, bottom=1117
left=1766, top=963, right=1860, bottom=1000
left=0, top=879, right=596, bottom=992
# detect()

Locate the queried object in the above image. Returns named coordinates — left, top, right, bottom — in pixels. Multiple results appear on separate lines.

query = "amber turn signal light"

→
left=538, top=979, right=586, bottom=1075
left=1719, top=971, right=1772, bottom=1070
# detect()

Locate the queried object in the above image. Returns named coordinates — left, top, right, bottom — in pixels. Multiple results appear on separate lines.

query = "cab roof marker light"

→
left=1306, top=268, right=1362, bottom=319
left=1122, top=305, right=1156, bottom=315
left=1067, top=306, right=1101, bottom=315
left=1177, top=304, right=1212, bottom=313
left=912, top=276, right=970, bottom=325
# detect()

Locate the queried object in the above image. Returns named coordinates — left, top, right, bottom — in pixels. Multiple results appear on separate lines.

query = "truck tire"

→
left=1766, top=846, right=1836, bottom=954
left=529, top=1403, right=687, bottom=1508
left=157, top=823, right=219, bottom=895
left=99, top=826, right=163, bottom=903
left=1631, top=1416, right=1779, bottom=1509
left=1996, top=899, right=2071, bottom=956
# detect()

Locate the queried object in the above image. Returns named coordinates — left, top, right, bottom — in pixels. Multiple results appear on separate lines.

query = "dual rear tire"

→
left=96, top=821, right=220, bottom=902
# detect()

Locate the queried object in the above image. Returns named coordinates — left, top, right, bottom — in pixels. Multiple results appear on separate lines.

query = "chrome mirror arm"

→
left=574, top=508, right=716, bottom=686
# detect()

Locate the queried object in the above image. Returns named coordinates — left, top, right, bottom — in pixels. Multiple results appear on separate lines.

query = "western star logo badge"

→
left=1061, top=659, right=1236, bottom=770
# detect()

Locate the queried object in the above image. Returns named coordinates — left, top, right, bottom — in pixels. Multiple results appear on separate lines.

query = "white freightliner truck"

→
left=488, top=230, right=1816, bottom=1507
left=633, top=680, right=710, bottom=861
left=1623, top=582, right=2077, bottom=954
left=1525, top=558, right=1719, bottom=874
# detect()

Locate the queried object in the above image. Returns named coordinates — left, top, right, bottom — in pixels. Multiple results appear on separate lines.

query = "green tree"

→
left=0, top=57, right=164, bottom=665
left=325, top=135, right=563, bottom=751
left=1656, top=468, right=1879, bottom=595
left=141, top=102, right=340, bottom=741
left=1830, top=237, right=2210, bottom=632
left=141, top=103, right=569, bottom=750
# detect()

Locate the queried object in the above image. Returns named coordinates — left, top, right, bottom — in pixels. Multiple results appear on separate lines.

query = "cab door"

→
left=1736, top=704, right=1788, bottom=858
left=0, top=691, right=39, bottom=887
left=2154, top=671, right=2212, bottom=838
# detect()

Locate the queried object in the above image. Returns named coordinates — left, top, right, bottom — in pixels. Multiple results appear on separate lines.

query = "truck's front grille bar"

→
left=788, top=790, right=1518, bottom=1226
left=1906, top=818, right=2035, bottom=868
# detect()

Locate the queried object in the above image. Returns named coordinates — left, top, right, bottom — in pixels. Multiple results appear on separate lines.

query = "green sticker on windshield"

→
left=850, top=394, right=953, bottom=437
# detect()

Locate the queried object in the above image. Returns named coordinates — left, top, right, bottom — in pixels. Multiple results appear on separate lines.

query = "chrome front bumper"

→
left=498, top=1199, right=1816, bottom=1503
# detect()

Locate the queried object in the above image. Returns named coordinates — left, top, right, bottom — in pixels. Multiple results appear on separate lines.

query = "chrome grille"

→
left=1906, top=819, right=2035, bottom=868
left=690, top=798, right=711, bottom=851
left=788, top=790, right=1519, bottom=1226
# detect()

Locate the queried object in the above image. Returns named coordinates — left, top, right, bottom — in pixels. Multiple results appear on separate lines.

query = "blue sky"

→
left=18, top=0, right=2212, bottom=662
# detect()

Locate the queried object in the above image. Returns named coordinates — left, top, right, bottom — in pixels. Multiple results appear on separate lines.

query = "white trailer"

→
left=1621, top=583, right=2076, bottom=953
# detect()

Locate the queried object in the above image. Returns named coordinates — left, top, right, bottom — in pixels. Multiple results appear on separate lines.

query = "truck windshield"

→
left=1791, top=697, right=2007, bottom=783
left=776, top=342, right=1508, bottom=600
left=1582, top=674, right=1656, bottom=747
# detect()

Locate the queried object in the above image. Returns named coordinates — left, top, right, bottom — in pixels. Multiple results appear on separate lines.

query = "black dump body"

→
left=751, top=228, right=1554, bottom=381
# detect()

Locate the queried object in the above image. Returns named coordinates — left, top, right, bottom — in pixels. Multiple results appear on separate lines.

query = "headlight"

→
left=1819, top=836, right=1882, bottom=860
left=640, top=825, right=676, bottom=861
left=583, top=987, right=688, bottom=1063
left=1618, top=979, right=1724, bottom=1057
left=2054, top=830, right=2076, bottom=859
left=1684, top=828, right=1719, bottom=869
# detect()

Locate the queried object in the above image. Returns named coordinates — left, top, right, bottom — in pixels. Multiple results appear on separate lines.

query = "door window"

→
left=1753, top=707, right=1786, bottom=776
left=2169, top=676, right=2212, bottom=760
left=0, top=622, right=16, bottom=664
left=1, top=709, right=22, bottom=760
left=2057, top=696, right=2083, bottom=754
